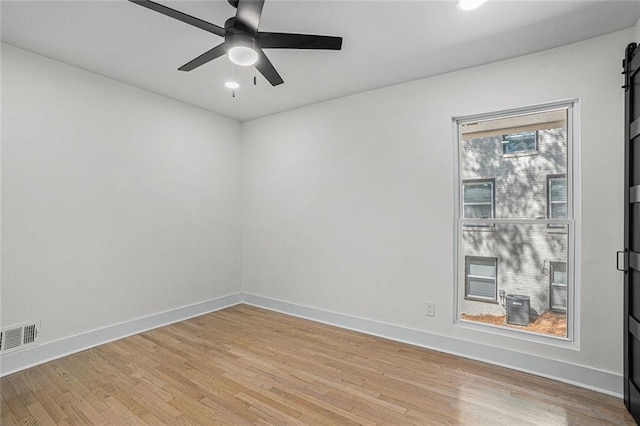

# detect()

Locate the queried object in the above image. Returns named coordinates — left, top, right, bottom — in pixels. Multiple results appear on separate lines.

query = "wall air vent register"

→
left=0, top=320, right=41, bottom=355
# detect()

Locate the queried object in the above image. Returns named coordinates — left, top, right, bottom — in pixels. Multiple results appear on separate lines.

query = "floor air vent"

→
left=1, top=320, right=41, bottom=355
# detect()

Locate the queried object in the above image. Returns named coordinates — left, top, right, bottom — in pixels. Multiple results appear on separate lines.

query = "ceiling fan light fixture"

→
left=226, top=32, right=259, bottom=66
left=456, top=0, right=488, bottom=11
left=228, top=45, right=258, bottom=66
left=224, top=81, right=240, bottom=89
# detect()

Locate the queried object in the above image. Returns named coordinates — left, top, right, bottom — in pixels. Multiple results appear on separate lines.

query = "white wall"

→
left=634, top=18, right=640, bottom=43
left=1, top=44, right=242, bottom=346
left=242, top=29, right=631, bottom=381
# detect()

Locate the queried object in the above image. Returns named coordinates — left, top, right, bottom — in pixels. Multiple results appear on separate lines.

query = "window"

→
left=550, top=262, right=567, bottom=312
left=455, top=101, right=576, bottom=342
left=463, top=180, right=494, bottom=219
left=465, top=257, right=497, bottom=302
left=548, top=175, right=567, bottom=219
left=502, top=131, right=538, bottom=154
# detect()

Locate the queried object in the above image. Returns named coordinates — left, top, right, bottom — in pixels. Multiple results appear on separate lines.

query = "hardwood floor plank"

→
left=26, top=400, right=58, bottom=424
left=1, top=380, right=36, bottom=424
left=55, top=356, right=113, bottom=412
left=62, top=387, right=110, bottom=425
left=1, top=304, right=635, bottom=425
left=1, top=394, right=22, bottom=425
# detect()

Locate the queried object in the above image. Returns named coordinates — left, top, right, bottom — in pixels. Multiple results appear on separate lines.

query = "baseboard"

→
left=242, top=292, right=624, bottom=398
left=0, top=293, right=242, bottom=377
left=1, top=291, right=623, bottom=398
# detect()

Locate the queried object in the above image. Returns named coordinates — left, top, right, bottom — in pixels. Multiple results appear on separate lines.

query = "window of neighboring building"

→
left=465, top=256, right=497, bottom=302
left=550, top=262, right=567, bottom=312
left=463, top=180, right=494, bottom=219
left=548, top=175, right=567, bottom=219
left=502, top=131, right=538, bottom=154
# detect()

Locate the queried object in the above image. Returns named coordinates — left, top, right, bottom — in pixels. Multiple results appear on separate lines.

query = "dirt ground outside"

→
left=461, top=311, right=567, bottom=337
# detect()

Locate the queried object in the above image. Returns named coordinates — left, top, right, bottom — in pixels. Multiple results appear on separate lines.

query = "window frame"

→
left=550, top=261, right=568, bottom=313
left=465, top=256, right=498, bottom=303
left=547, top=174, right=568, bottom=219
left=462, top=179, right=495, bottom=221
left=453, top=99, right=579, bottom=347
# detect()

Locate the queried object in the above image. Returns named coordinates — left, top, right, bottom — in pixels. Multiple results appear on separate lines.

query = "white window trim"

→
left=451, top=99, right=581, bottom=350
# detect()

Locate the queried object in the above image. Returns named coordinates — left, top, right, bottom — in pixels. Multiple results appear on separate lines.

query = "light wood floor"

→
left=1, top=304, right=635, bottom=425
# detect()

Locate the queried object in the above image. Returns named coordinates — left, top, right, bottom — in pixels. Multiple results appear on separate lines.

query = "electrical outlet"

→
left=425, top=302, right=435, bottom=317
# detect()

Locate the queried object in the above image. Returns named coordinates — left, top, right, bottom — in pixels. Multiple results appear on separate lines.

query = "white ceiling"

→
left=2, top=0, right=639, bottom=121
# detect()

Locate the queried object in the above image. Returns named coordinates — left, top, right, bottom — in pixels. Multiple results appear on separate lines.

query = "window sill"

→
left=455, top=318, right=578, bottom=350
left=464, top=297, right=499, bottom=304
left=547, top=226, right=568, bottom=234
left=463, top=225, right=496, bottom=232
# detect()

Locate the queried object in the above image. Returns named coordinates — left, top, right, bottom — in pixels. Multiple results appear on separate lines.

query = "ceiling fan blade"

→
left=178, top=43, right=227, bottom=71
left=234, top=0, right=265, bottom=34
left=255, top=50, right=283, bottom=86
left=258, top=32, right=342, bottom=50
left=128, top=0, right=225, bottom=37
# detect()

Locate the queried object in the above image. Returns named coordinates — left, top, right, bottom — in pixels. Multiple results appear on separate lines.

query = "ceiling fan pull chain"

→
left=254, top=67, right=257, bottom=86
left=233, top=64, right=237, bottom=97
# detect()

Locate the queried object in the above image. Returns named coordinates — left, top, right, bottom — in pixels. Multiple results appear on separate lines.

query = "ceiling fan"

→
left=129, top=0, right=343, bottom=86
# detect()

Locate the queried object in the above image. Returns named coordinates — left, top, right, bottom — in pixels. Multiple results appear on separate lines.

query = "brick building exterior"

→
left=458, top=123, right=568, bottom=323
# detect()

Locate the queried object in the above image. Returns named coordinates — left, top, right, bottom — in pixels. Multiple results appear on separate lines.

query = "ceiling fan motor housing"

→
left=225, top=17, right=257, bottom=51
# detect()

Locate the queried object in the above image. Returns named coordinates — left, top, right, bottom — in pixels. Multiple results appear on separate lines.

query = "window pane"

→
left=464, top=205, right=492, bottom=219
left=553, top=271, right=567, bottom=285
left=460, top=223, right=569, bottom=338
left=551, top=286, right=567, bottom=311
left=460, top=109, right=568, bottom=219
left=503, top=131, right=537, bottom=154
left=464, top=184, right=492, bottom=204
left=552, top=263, right=567, bottom=284
left=550, top=179, right=567, bottom=202
left=468, top=277, right=496, bottom=299
left=550, top=203, right=567, bottom=219
left=469, top=261, right=496, bottom=278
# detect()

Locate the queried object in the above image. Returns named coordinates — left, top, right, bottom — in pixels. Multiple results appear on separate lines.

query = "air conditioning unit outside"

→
left=506, top=294, right=530, bottom=326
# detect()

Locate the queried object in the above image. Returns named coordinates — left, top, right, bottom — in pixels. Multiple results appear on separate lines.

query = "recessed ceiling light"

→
left=457, top=0, right=488, bottom=11
left=225, top=81, right=239, bottom=89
